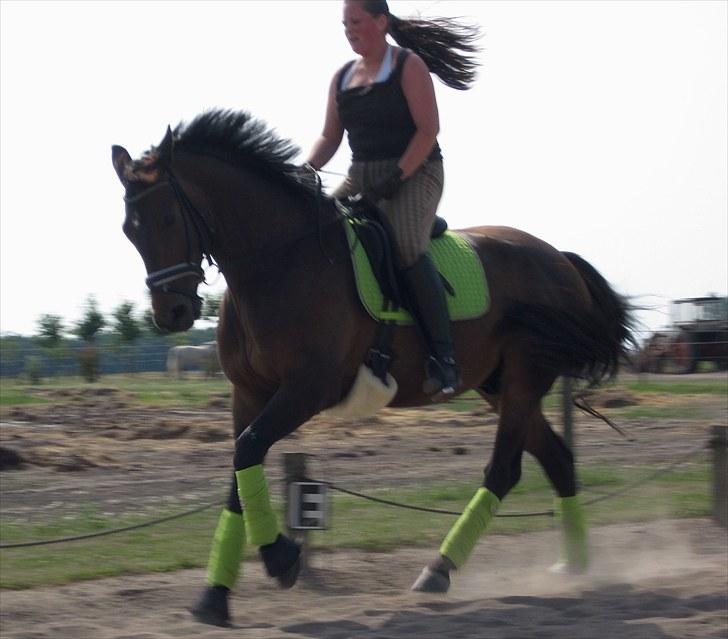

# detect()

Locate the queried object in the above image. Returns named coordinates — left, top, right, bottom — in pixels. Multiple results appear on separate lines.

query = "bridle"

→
left=123, top=170, right=217, bottom=305
left=123, top=163, right=349, bottom=308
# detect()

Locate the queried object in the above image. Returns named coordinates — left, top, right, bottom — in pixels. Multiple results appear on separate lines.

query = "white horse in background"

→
left=166, top=342, right=220, bottom=378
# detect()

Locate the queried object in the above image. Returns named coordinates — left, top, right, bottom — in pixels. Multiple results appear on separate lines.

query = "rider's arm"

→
left=306, top=73, right=345, bottom=170
left=398, top=52, right=440, bottom=178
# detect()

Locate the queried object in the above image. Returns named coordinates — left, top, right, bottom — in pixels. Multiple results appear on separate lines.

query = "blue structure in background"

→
left=0, top=329, right=217, bottom=378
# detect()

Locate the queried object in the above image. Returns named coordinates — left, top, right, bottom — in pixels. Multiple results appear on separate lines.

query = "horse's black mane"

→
left=164, top=109, right=321, bottom=200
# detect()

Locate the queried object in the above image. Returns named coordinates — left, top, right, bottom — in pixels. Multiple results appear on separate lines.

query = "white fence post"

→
left=283, top=452, right=309, bottom=570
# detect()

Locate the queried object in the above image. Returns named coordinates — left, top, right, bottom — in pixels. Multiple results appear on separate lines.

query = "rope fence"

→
left=0, top=440, right=713, bottom=550
left=0, top=500, right=224, bottom=549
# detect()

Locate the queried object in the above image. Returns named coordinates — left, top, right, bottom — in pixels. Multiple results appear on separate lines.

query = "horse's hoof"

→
left=260, top=534, right=302, bottom=589
left=275, top=552, right=302, bottom=589
left=190, top=585, right=231, bottom=627
left=411, top=566, right=450, bottom=593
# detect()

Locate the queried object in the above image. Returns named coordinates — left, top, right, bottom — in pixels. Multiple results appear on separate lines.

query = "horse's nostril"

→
left=171, top=304, right=188, bottom=321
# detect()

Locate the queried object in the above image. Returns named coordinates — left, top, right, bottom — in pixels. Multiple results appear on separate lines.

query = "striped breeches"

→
left=333, top=158, right=444, bottom=268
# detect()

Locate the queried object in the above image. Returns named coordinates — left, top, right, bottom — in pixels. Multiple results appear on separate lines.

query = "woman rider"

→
left=306, top=0, right=480, bottom=400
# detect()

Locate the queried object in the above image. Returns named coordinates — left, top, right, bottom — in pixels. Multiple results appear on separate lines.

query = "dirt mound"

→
left=26, top=447, right=100, bottom=472
left=124, top=420, right=191, bottom=440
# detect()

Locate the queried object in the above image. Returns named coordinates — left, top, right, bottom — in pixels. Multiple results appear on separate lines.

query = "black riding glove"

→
left=365, top=166, right=404, bottom=202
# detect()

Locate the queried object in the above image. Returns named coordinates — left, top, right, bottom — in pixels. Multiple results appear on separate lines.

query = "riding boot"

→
left=401, top=253, right=460, bottom=400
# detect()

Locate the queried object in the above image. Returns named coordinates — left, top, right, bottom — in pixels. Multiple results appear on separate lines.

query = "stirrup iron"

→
left=423, top=356, right=460, bottom=399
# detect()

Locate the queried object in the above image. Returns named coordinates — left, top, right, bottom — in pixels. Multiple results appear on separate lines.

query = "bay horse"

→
left=111, top=109, right=633, bottom=627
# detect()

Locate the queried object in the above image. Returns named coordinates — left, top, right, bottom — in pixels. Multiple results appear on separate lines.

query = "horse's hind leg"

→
left=411, top=416, right=525, bottom=593
left=412, top=350, right=545, bottom=592
left=525, top=413, right=589, bottom=573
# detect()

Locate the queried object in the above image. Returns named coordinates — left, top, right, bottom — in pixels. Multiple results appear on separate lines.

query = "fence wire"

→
left=0, top=442, right=709, bottom=550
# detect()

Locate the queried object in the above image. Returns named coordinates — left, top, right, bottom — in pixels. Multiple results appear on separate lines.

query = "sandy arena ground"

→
left=1, top=375, right=726, bottom=638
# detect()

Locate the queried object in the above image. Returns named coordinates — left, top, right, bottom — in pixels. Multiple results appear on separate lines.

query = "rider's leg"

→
left=375, top=160, right=459, bottom=398
left=401, top=252, right=460, bottom=397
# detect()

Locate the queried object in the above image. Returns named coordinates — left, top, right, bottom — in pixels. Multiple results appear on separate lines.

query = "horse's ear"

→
left=157, top=126, right=174, bottom=166
left=111, top=145, right=132, bottom=187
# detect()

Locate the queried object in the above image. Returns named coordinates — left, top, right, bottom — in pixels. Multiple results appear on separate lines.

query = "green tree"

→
left=111, top=301, right=142, bottom=373
left=73, top=296, right=106, bottom=382
left=73, top=296, right=106, bottom=343
left=112, top=301, right=142, bottom=344
left=36, top=314, right=65, bottom=348
left=33, top=314, right=70, bottom=379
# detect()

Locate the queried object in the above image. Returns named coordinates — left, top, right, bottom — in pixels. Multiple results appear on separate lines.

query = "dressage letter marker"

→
left=287, top=482, right=329, bottom=530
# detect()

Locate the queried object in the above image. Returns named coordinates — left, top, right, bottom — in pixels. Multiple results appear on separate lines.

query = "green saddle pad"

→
left=344, top=221, right=490, bottom=325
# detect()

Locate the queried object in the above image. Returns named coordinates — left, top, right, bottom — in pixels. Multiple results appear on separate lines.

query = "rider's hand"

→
left=295, top=162, right=319, bottom=188
left=365, top=166, right=404, bottom=202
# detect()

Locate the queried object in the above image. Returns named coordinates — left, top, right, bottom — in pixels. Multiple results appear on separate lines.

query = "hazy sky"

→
left=1, top=0, right=726, bottom=339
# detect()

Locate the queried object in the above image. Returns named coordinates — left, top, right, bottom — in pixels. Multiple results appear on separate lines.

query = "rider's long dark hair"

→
left=357, top=0, right=481, bottom=90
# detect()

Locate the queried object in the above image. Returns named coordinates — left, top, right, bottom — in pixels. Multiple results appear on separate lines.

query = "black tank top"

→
left=336, top=49, right=442, bottom=162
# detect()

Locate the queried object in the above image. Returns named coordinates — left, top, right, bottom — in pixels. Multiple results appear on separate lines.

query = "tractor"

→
left=637, top=296, right=728, bottom=374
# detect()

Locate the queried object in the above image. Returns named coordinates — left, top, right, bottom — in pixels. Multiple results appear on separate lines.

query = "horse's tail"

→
left=562, top=252, right=636, bottom=379
left=500, top=252, right=635, bottom=386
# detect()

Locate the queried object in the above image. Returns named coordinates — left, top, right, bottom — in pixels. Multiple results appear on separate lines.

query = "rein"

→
left=124, top=163, right=355, bottom=302
left=302, top=163, right=337, bottom=265
left=216, top=167, right=349, bottom=280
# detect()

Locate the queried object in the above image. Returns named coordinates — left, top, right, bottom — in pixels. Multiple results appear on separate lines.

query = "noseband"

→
left=123, top=172, right=216, bottom=304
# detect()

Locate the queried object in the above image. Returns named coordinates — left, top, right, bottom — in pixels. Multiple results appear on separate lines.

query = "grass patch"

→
left=0, top=458, right=710, bottom=589
left=0, top=504, right=222, bottom=590
left=0, top=389, right=52, bottom=407
left=622, top=380, right=727, bottom=396
left=131, top=384, right=230, bottom=407
left=314, top=461, right=709, bottom=549
left=1, top=373, right=724, bottom=410
left=81, top=374, right=231, bottom=407
left=0, top=373, right=232, bottom=409
left=438, top=390, right=560, bottom=413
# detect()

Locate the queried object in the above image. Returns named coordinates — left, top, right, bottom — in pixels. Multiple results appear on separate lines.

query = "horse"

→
left=111, top=109, right=633, bottom=627
left=166, top=342, right=220, bottom=378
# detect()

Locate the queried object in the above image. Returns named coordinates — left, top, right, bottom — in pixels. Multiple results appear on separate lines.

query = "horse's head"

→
left=111, top=128, right=205, bottom=332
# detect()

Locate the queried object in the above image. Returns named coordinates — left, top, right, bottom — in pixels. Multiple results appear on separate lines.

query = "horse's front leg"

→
left=232, top=376, right=336, bottom=587
left=191, top=390, right=266, bottom=627
left=192, top=376, right=332, bottom=626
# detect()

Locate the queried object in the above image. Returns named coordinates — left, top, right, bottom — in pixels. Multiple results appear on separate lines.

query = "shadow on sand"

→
left=281, top=583, right=726, bottom=639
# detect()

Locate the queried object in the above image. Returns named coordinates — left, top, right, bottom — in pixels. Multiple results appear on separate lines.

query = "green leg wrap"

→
left=206, top=508, right=246, bottom=589
left=440, top=488, right=500, bottom=569
left=556, top=495, right=589, bottom=570
left=235, top=465, right=280, bottom=547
